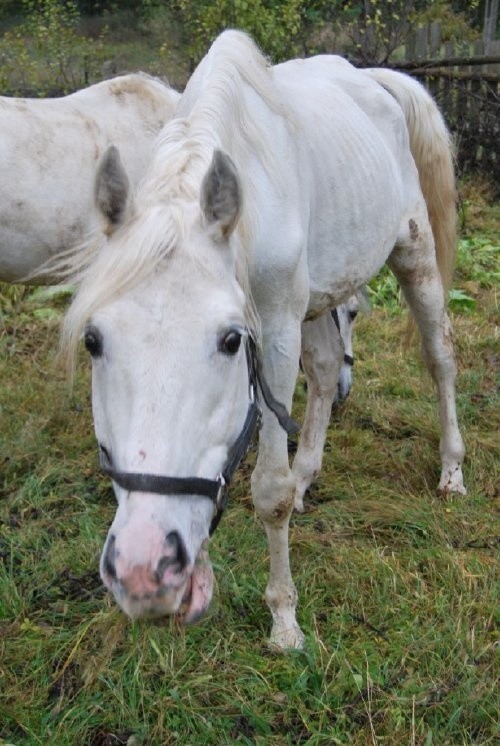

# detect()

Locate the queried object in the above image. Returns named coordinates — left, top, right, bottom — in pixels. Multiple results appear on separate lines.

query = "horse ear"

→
left=200, top=150, right=242, bottom=239
left=95, top=145, right=130, bottom=232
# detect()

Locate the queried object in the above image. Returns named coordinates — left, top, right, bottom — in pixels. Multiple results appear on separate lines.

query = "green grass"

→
left=0, top=195, right=498, bottom=745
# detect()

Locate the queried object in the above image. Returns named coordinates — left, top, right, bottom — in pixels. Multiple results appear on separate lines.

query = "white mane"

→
left=60, top=31, right=291, bottom=372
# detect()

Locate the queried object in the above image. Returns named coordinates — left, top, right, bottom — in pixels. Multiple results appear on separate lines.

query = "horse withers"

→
left=60, top=31, right=465, bottom=649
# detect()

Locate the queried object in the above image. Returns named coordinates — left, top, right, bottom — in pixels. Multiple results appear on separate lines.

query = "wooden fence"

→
left=388, top=23, right=500, bottom=190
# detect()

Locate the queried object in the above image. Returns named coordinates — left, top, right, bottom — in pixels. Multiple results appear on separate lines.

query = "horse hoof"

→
left=269, top=623, right=305, bottom=650
left=438, top=466, right=466, bottom=496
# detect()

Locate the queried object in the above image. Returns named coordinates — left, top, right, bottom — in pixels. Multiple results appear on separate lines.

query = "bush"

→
left=0, top=0, right=106, bottom=95
left=166, top=0, right=304, bottom=67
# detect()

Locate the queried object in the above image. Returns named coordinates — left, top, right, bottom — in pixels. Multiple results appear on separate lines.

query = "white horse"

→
left=60, top=31, right=466, bottom=649
left=0, top=73, right=180, bottom=283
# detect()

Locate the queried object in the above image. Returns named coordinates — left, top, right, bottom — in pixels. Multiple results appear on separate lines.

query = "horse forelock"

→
left=60, top=194, right=259, bottom=379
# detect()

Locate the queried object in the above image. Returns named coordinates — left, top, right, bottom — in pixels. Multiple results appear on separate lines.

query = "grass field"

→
left=0, top=188, right=498, bottom=745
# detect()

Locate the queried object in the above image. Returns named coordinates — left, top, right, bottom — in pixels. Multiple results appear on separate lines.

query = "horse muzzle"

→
left=100, top=530, right=214, bottom=623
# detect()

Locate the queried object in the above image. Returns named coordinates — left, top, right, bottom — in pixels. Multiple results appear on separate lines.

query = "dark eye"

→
left=84, top=325, right=103, bottom=357
left=219, top=329, right=242, bottom=355
left=99, top=443, right=112, bottom=466
left=349, top=309, right=358, bottom=322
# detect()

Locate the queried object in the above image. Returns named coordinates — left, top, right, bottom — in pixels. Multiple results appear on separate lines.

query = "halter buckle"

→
left=209, top=474, right=229, bottom=535
left=215, top=474, right=228, bottom=510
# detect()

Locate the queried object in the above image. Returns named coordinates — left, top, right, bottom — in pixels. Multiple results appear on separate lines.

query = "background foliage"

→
left=0, top=0, right=495, bottom=89
left=0, top=0, right=106, bottom=93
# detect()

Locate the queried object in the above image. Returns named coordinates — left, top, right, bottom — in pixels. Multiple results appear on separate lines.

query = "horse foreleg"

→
left=389, top=227, right=466, bottom=495
left=292, top=312, right=344, bottom=511
left=251, top=321, right=305, bottom=649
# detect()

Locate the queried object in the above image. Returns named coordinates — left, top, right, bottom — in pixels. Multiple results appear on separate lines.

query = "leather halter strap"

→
left=99, top=334, right=299, bottom=535
left=331, top=307, right=354, bottom=367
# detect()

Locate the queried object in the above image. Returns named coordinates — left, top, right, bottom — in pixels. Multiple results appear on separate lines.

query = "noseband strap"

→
left=99, top=335, right=298, bottom=535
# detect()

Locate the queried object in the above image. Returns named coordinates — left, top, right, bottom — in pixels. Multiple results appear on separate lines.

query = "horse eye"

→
left=99, top=443, right=112, bottom=465
left=219, top=329, right=242, bottom=355
left=349, top=309, right=358, bottom=321
left=84, top=326, right=103, bottom=357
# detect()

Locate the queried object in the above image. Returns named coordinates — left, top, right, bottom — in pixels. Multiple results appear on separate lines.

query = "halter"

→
left=99, top=335, right=299, bottom=535
left=331, top=307, right=354, bottom=367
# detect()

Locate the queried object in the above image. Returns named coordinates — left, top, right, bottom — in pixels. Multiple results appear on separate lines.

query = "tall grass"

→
left=0, top=196, right=498, bottom=745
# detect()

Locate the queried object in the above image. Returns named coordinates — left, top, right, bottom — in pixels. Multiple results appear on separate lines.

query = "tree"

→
left=169, top=0, right=304, bottom=67
left=0, top=0, right=105, bottom=94
left=337, top=0, right=415, bottom=64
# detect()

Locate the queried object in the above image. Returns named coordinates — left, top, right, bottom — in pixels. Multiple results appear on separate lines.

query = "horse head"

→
left=79, top=147, right=255, bottom=622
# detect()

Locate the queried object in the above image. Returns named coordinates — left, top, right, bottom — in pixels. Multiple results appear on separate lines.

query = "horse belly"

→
left=305, top=140, right=404, bottom=315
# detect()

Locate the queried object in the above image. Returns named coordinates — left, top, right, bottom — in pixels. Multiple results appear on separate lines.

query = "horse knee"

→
left=251, top=468, right=296, bottom=525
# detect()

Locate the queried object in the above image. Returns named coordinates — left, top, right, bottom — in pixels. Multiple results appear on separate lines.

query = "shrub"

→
left=0, top=0, right=106, bottom=95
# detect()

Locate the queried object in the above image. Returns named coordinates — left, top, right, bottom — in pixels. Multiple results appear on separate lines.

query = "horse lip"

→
left=179, top=577, right=210, bottom=626
left=177, top=575, right=194, bottom=621
left=182, top=607, right=207, bottom=625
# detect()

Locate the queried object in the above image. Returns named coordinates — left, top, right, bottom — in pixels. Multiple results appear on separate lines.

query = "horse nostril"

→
left=103, top=534, right=117, bottom=580
left=165, top=530, right=188, bottom=566
left=155, top=531, right=189, bottom=582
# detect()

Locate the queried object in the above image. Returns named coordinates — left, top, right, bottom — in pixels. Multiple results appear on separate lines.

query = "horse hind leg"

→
left=292, top=311, right=344, bottom=511
left=389, top=214, right=466, bottom=495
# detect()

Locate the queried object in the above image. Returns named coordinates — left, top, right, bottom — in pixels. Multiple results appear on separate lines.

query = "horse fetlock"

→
left=266, top=586, right=304, bottom=650
left=292, top=473, right=313, bottom=513
left=294, top=493, right=305, bottom=513
left=265, top=580, right=298, bottom=612
left=292, top=457, right=320, bottom=503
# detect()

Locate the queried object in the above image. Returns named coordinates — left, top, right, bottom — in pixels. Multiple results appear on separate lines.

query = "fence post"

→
left=487, top=39, right=500, bottom=73
left=405, top=30, right=416, bottom=61
left=430, top=21, right=441, bottom=57
left=483, top=0, right=499, bottom=52
left=415, top=26, right=428, bottom=59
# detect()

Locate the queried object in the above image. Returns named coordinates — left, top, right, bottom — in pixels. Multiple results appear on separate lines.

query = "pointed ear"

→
left=200, top=150, right=242, bottom=239
left=95, top=145, right=130, bottom=233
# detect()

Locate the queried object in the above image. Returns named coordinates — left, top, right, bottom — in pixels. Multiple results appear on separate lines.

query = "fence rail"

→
left=395, top=54, right=500, bottom=70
